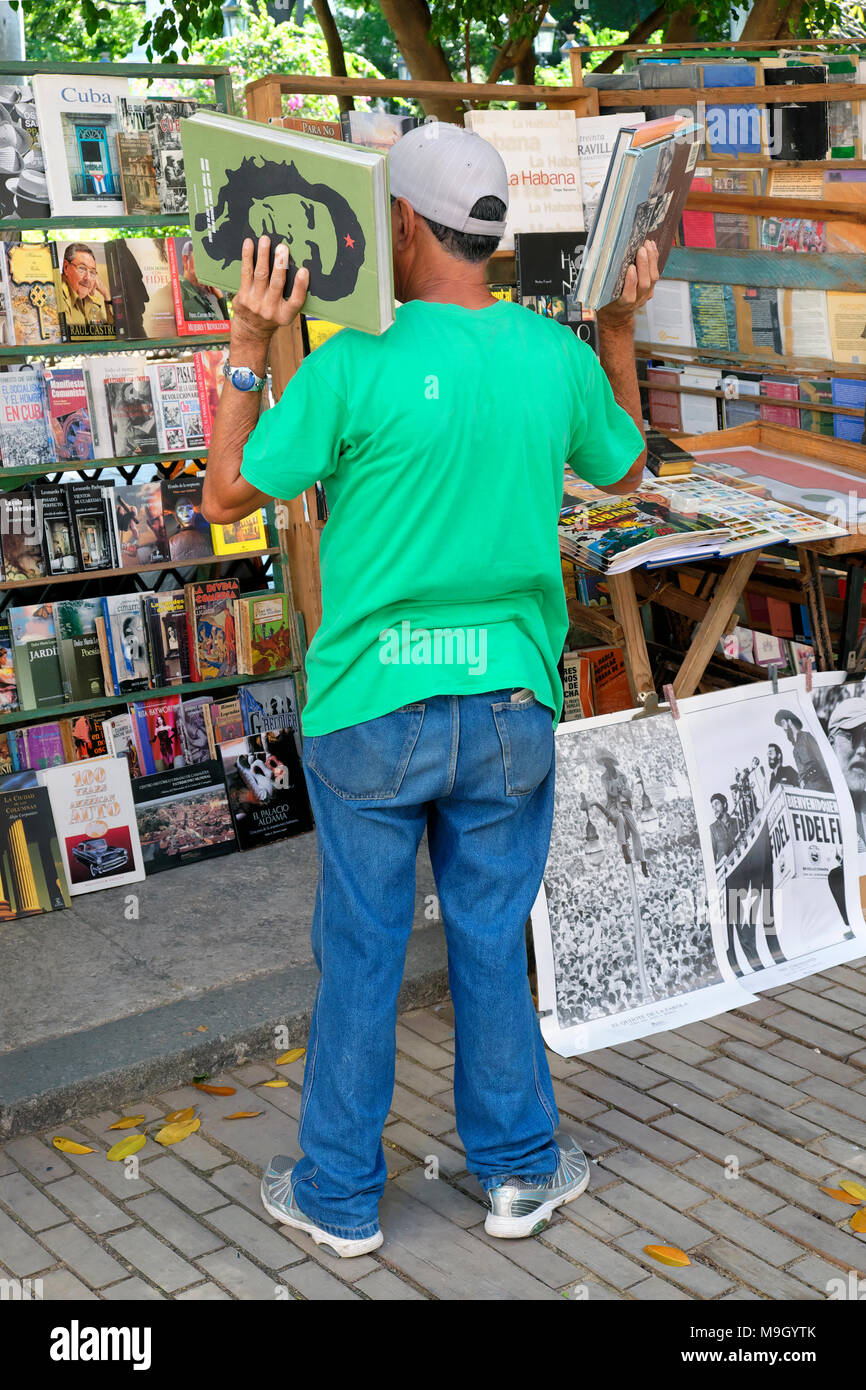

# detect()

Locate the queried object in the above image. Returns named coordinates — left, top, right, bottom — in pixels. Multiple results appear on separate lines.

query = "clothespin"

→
left=768, top=663, right=779, bottom=695
left=803, top=651, right=813, bottom=693
left=631, top=691, right=661, bottom=721
left=537, top=1008, right=553, bottom=1019
left=662, top=683, right=680, bottom=719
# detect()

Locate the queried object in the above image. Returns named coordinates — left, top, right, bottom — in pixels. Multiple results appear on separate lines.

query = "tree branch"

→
left=311, top=0, right=353, bottom=113
left=594, top=5, right=667, bottom=74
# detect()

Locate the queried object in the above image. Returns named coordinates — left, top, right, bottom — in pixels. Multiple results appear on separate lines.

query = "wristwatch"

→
left=222, top=362, right=266, bottom=393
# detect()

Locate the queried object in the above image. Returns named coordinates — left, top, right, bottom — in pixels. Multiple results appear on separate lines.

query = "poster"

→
left=811, top=672, right=866, bottom=868
left=533, top=677, right=866, bottom=1055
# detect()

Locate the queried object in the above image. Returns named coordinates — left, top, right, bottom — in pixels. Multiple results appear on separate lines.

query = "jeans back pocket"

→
left=492, top=696, right=554, bottom=797
left=304, top=705, right=425, bottom=801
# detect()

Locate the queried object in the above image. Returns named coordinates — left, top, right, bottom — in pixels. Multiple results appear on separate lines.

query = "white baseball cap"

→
left=388, top=121, right=509, bottom=237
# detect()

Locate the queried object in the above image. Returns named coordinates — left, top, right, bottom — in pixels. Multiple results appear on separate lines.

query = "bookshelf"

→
left=0, top=334, right=230, bottom=360
left=0, top=671, right=266, bottom=730
left=2, top=548, right=281, bottom=591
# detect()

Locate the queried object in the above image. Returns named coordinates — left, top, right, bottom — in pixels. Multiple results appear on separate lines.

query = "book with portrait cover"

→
left=36, top=754, right=145, bottom=896
left=104, top=366, right=158, bottom=457
left=114, top=480, right=169, bottom=567
left=0, top=366, right=54, bottom=470
left=166, top=235, right=230, bottom=337
left=185, top=578, right=239, bottom=683
left=181, top=110, right=394, bottom=335
left=220, top=727, right=313, bottom=851
left=131, top=694, right=182, bottom=776
left=177, top=694, right=215, bottom=765
left=132, top=758, right=236, bottom=874
left=162, top=474, right=213, bottom=562
left=106, top=236, right=174, bottom=340
left=0, top=242, right=61, bottom=345
left=54, top=239, right=115, bottom=342
left=0, top=784, right=69, bottom=919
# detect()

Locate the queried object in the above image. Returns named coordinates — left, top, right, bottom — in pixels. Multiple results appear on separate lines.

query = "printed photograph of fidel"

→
left=812, top=676, right=866, bottom=861
left=685, top=685, right=855, bottom=979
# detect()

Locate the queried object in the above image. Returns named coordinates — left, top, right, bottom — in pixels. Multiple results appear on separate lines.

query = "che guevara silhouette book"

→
left=181, top=111, right=395, bottom=336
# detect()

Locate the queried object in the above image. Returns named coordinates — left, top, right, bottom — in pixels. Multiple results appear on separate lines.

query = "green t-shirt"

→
left=241, top=299, right=643, bottom=736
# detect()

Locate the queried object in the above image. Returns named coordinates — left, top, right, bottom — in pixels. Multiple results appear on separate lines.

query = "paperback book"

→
left=166, top=236, right=230, bottom=336
left=32, top=72, right=129, bottom=217
left=32, top=480, right=75, bottom=578
left=162, top=475, right=213, bottom=561
left=235, top=591, right=294, bottom=677
left=142, top=99, right=211, bottom=215
left=36, top=754, right=145, bottom=896
left=106, top=236, right=175, bottom=340
left=53, top=596, right=105, bottom=702
left=114, top=481, right=169, bottom=567
left=186, top=579, right=239, bottom=682
left=0, top=784, right=69, bottom=919
left=104, top=365, right=158, bottom=457
left=0, top=366, right=54, bottom=470
left=54, top=239, right=115, bottom=341
left=340, top=111, right=416, bottom=151
left=463, top=109, right=584, bottom=250
left=131, top=695, right=182, bottom=775
left=239, top=677, right=300, bottom=742
left=132, top=758, right=236, bottom=874
left=176, top=695, right=215, bottom=765
left=67, top=480, right=117, bottom=572
left=211, top=510, right=268, bottom=556
left=149, top=359, right=207, bottom=452
left=220, top=728, right=313, bottom=851
left=8, top=603, right=63, bottom=711
left=144, top=590, right=190, bottom=687
left=116, top=130, right=159, bottom=215
left=0, top=242, right=61, bottom=346
left=0, top=615, right=18, bottom=711
left=101, top=593, right=151, bottom=695
left=43, top=366, right=94, bottom=462
left=559, top=490, right=728, bottom=574
left=0, top=489, right=46, bottom=581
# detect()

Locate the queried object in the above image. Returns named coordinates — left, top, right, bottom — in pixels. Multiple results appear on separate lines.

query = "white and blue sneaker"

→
left=261, top=1155, right=384, bottom=1259
left=484, top=1134, right=590, bottom=1239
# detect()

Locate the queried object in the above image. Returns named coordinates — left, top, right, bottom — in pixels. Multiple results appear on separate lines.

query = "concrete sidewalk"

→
left=2, top=960, right=866, bottom=1300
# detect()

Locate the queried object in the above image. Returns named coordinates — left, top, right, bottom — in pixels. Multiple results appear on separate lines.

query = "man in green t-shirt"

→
left=204, top=122, right=658, bottom=1258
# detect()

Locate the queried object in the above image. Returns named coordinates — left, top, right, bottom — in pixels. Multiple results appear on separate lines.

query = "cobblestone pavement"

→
left=3, top=959, right=866, bottom=1301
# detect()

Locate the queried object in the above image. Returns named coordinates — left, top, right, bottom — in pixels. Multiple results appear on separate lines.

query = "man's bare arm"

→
left=593, top=240, right=659, bottom=497
left=202, top=234, right=309, bottom=525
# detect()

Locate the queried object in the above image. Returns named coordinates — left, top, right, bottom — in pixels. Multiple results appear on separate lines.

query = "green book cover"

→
left=9, top=604, right=64, bottom=712
left=53, top=597, right=105, bottom=702
left=181, top=110, right=394, bottom=335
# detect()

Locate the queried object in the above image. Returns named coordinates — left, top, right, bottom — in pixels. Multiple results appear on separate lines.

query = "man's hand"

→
left=596, top=240, right=660, bottom=331
left=231, top=234, right=309, bottom=350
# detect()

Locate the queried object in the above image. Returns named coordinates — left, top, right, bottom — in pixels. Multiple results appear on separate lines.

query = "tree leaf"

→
left=106, top=1134, right=147, bottom=1161
left=224, top=1111, right=264, bottom=1120
left=258, top=1078, right=289, bottom=1088
left=164, top=1107, right=196, bottom=1124
left=193, top=1084, right=236, bottom=1096
left=851, top=1209, right=866, bottom=1233
left=275, top=1048, right=305, bottom=1065
left=107, top=1115, right=146, bottom=1131
left=839, top=1180, right=866, bottom=1203
left=52, top=1137, right=94, bottom=1155
left=192, top=1073, right=210, bottom=1083
left=644, top=1244, right=691, bottom=1267
left=820, top=1186, right=864, bottom=1204
left=196, top=1025, right=208, bottom=1032
left=154, top=1117, right=201, bottom=1146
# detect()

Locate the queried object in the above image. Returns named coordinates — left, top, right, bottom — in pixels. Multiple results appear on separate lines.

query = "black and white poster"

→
left=533, top=677, right=866, bottom=1055
left=811, top=672, right=866, bottom=867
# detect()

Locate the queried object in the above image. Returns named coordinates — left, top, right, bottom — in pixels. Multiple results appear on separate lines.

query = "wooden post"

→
left=673, top=551, right=759, bottom=699
left=796, top=546, right=834, bottom=672
left=607, top=573, right=654, bottom=700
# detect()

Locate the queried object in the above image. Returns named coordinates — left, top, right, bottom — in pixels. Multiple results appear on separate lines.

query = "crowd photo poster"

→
left=532, top=676, right=866, bottom=1055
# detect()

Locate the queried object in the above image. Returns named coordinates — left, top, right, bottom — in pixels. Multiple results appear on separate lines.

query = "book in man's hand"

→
left=181, top=110, right=394, bottom=335
left=576, top=116, right=702, bottom=311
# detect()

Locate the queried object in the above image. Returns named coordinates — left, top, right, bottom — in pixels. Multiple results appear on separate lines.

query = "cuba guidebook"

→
left=180, top=110, right=394, bottom=335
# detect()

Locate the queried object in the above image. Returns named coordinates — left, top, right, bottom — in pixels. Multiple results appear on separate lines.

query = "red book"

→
left=167, top=235, right=231, bottom=337
left=193, top=347, right=227, bottom=444
left=760, top=376, right=800, bottom=429
left=680, top=175, right=715, bottom=248
left=184, top=579, right=240, bottom=683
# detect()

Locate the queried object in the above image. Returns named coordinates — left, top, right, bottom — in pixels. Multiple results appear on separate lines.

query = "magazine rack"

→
left=0, top=58, right=303, bottom=734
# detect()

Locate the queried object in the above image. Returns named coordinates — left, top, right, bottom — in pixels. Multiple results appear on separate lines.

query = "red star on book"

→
left=344, top=233, right=355, bottom=248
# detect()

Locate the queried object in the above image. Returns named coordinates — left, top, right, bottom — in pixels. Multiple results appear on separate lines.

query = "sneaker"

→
left=484, top=1134, right=590, bottom=1239
left=261, top=1155, right=383, bottom=1259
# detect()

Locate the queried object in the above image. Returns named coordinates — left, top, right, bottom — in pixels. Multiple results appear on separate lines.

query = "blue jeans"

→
left=289, top=689, right=560, bottom=1240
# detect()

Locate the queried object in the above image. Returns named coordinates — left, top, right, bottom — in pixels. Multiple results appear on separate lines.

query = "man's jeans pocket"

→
left=492, top=695, right=554, bottom=797
left=304, top=705, right=425, bottom=800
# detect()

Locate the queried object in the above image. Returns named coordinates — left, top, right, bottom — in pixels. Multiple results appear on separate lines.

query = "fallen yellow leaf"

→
left=196, top=1025, right=208, bottom=1033
left=193, top=1084, right=236, bottom=1096
left=224, top=1111, right=264, bottom=1120
left=275, top=1048, right=305, bottom=1065
left=821, top=1187, right=864, bottom=1204
left=258, top=1078, right=289, bottom=1088
left=164, top=1107, right=195, bottom=1124
left=106, top=1134, right=147, bottom=1161
left=107, top=1115, right=146, bottom=1131
left=154, top=1117, right=201, bottom=1146
left=839, top=1180, right=866, bottom=1203
left=851, top=1210, right=866, bottom=1233
left=52, top=1137, right=94, bottom=1155
left=644, top=1245, right=691, bottom=1268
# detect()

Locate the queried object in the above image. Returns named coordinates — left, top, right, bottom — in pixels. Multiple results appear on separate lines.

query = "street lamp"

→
left=535, top=11, right=558, bottom=58
left=396, top=55, right=410, bottom=81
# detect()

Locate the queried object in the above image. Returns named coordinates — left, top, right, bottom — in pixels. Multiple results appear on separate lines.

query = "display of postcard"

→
left=149, top=359, right=206, bottom=453
left=53, top=596, right=105, bottom=703
left=131, top=695, right=182, bottom=776
left=67, top=480, right=116, bottom=572
left=32, top=481, right=76, bottom=576
left=101, top=593, right=151, bottom=695
left=239, top=677, right=300, bottom=745
left=43, top=366, right=94, bottom=462
left=104, top=365, right=158, bottom=457
left=132, top=758, right=236, bottom=875
left=114, top=481, right=169, bottom=568
left=0, top=784, right=69, bottom=920
left=0, top=489, right=46, bottom=582
left=116, top=130, right=159, bottom=216
left=162, top=475, right=213, bottom=561
left=0, top=614, right=18, bottom=711
left=32, top=73, right=129, bottom=217
left=8, top=602, right=63, bottom=711
left=36, top=754, right=145, bottom=897
left=0, top=366, right=54, bottom=470
left=106, top=236, right=174, bottom=340
left=177, top=694, right=215, bottom=765
left=220, top=728, right=313, bottom=851
left=144, top=590, right=189, bottom=687
left=0, top=243, right=61, bottom=346
left=143, top=99, right=212, bottom=215
left=54, top=239, right=115, bottom=341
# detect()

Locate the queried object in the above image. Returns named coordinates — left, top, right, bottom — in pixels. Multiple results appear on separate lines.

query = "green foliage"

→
left=23, top=0, right=141, bottom=60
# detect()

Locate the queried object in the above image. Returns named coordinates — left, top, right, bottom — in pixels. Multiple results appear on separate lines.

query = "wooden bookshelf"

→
left=0, top=214, right=199, bottom=232
left=2, top=671, right=265, bottom=730
left=0, top=448, right=207, bottom=482
left=0, top=334, right=230, bottom=360
left=2, top=547, right=280, bottom=590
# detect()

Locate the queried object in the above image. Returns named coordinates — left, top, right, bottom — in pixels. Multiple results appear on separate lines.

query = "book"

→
left=132, top=758, right=236, bottom=875
left=646, top=365, right=682, bottom=432
left=277, top=115, right=343, bottom=141
left=66, top=709, right=109, bottom=760
left=54, top=239, right=115, bottom=342
left=102, top=711, right=142, bottom=778
left=166, top=235, right=230, bottom=337
left=700, top=61, right=762, bottom=157
left=211, top=509, right=268, bottom=557
left=831, top=378, right=866, bottom=442
left=36, top=754, right=145, bottom=896
left=182, top=110, right=395, bottom=336
left=21, top=722, right=68, bottom=771
left=238, top=677, right=300, bottom=742
left=799, top=378, right=834, bottom=435
left=53, top=597, right=105, bottom=702
left=114, top=481, right=169, bottom=567
left=689, top=281, right=738, bottom=353
left=514, top=231, right=590, bottom=331
left=577, top=645, right=632, bottom=715
left=32, top=481, right=76, bottom=578
left=235, top=591, right=294, bottom=677
left=131, top=695, right=183, bottom=776
left=827, top=292, right=866, bottom=364
left=101, top=593, right=151, bottom=695
left=0, top=243, right=61, bottom=347
left=220, top=727, right=313, bottom=851
left=575, top=113, right=646, bottom=232
left=711, top=168, right=761, bottom=250
left=142, top=98, right=211, bottom=215
left=206, top=694, right=244, bottom=746
left=144, top=590, right=190, bottom=687
left=104, top=364, right=158, bottom=457
left=644, top=432, right=694, bottom=478
left=558, top=490, right=727, bottom=574
left=43, top=366, right=94, bottom=462
left=576, top=116, right=701, bottom=311
left=561, top=651, right=593, bottom=722
left=32, top=72, right=129, bottom=217
left=340, top=110, right=416, bottom=151
left=763, top=63, right=828, bottom=161
left=0, top=614, right=18, bottom=712
left=116, top=130, right=159, bottom=215
left=0, top=489, right=46, bottom=581
left=193, top=347, right=227, bottom=443
left=463, top=109, right=583, bottom=250
left=8, top=602, right=64, bottom=711
left=733, top=285, right=782, bottom=356
left=67, top=480, right=117, bottom=572
left=106, top=236, right=174, bottom=340
left=148, top=359, right=207, bottom=452
left=679, top=367, right=721, bottom=434
left=0, top=80, right=51, bottom=223
left=778, top=288, right=832, bottom=360
left=760, top=375, right=800, bottom=428
left=0, top=366, right=53, bottom=470
left=162, top=474, right=213, bottom=561
left=0, top=784, right=69, bottom=919
left=185, top=578, right=239, bottom=682
left=637, top=60, right=700, bottom=125
left=177, top=695, right=215, bottom=765
left=721, top=373, right=762, bottom=429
